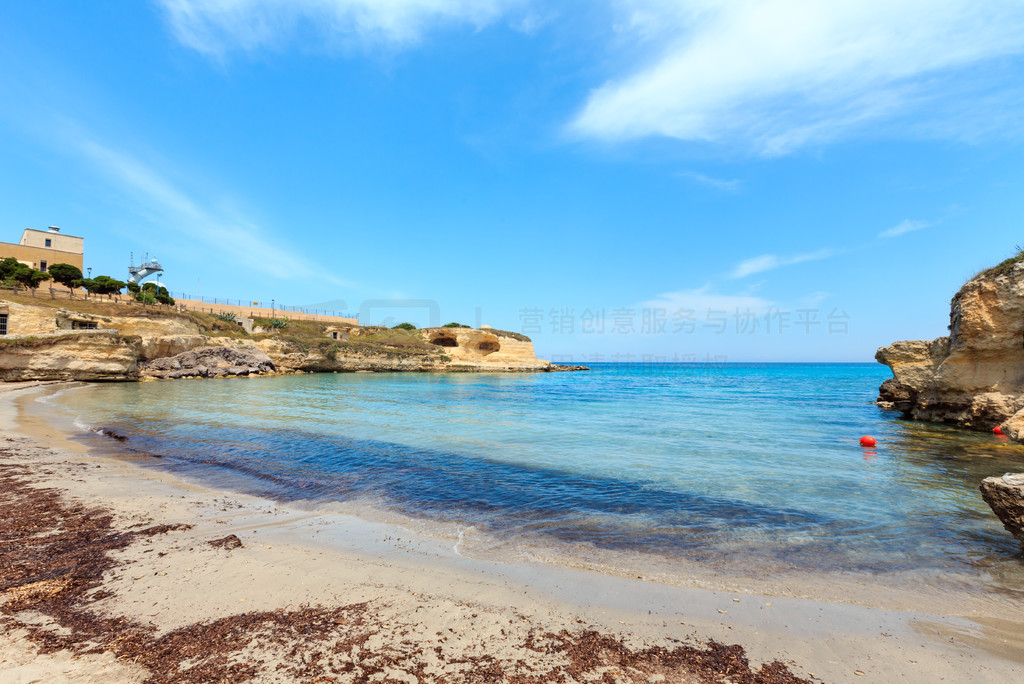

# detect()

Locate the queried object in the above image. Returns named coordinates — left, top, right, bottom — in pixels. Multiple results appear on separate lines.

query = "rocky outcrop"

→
left=2, top=297, right=579, bottom=381
left=418, top=327, right=551, bottom=371
left=0, top=333, right=140, bottom=381
left=257, top=327, right=561, bottom=374
left=140, top=345, right=275, bottom=379
left=979, top=474, right=1024, bottom=546
left=876, top=259, right=1024, bottom=433
left=138, top=334, right=208, bottom=361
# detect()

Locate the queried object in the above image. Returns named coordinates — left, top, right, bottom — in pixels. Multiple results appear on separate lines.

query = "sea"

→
left=41, top=363, right=1024, bottom=605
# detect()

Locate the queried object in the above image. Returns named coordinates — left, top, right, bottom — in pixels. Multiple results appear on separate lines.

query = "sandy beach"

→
left=1, top=382, right=1023, bottom=683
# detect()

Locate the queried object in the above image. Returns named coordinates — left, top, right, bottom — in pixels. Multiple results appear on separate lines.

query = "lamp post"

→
left=272, top=299, right=275, bottom=318
left=87, top=267, right=92, bottom=278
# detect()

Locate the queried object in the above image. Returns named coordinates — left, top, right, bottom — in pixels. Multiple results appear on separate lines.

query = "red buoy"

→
left=859, top=436, right=877, bottom=447
left=994, top=426, right=1004, bottom=435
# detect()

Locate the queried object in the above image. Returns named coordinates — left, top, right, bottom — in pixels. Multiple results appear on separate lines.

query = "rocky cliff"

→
left=0, top=333, right=140, bottom=381
left=876, top=258, right=1024, bottom=436
left=255, top=327, right=553, bottom=374
left=1, top=297, right=576, bottom=381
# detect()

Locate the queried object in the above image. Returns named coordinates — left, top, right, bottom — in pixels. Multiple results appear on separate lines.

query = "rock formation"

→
left=979, top=474, right=1024, bottom=546
left=0, top=333, right=140, bottom=381
left=140, top=345, right=276, bottom=379
left=876, top=258, right=1024, bottom=435
left=1, top=297, right=581, bottom=381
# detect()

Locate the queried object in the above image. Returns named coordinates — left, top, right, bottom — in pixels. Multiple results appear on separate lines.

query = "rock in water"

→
left=980, top=475, right=1024, bottom=545
left=875, top=258, right=1024, bottom=433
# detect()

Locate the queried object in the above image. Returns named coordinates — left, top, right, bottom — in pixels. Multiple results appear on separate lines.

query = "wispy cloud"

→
left=570, top=0, right=1024, bottom=153
left=730, top=249, right=834, bottom=279
left=640, top=285, right=773, bottom=315
left=878, top=218, right=931, bottom=238
left=75, top=138, right=352, bottom=286
left=678, top=171, right=740, bottom=192
left=158, top=0, right=525, bottom=56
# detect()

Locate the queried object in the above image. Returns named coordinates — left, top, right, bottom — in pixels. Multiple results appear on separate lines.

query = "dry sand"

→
left=1, top=381, right=1023, bottom=683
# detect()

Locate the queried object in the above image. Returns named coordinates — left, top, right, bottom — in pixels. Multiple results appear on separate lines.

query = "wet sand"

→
left=1, top=381, right=1023, bottom=682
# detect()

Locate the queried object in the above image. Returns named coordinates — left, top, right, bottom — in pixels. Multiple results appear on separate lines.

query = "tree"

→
left=11, top=264, right=52, bottom=294
left=126, top=282, right=141, bottom=294
left=47, top=263, right=83, bottom=290
left=0, top=257, right=21, bottom=282
left=78, top=275, right=125, bottom=297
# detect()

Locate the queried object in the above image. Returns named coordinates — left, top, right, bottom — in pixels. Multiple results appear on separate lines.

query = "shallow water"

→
left=45, top=363, right=1024, bottom=597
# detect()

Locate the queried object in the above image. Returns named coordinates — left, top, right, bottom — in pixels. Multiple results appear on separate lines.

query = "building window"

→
left=0, top=314, right=7, bottom=335
left=71, top=320, right=98, bottom=330
left=45, top=238, right=52, bottom=247
left=40, top=260, right=47, bottom=272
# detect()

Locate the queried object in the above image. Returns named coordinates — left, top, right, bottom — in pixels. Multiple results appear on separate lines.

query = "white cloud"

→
left=571, top=0, right=1024, bottom=153
left=678, top=171, right=740, bottom=192
left=879, top=219, right=930, bottom=238
left=640, top=285, right=772, bottom=313
left=729, top=249, right=833, bottom=278
left=158, top=0, right=524, bottom=55
left=75, top=138, right=351, bottom=286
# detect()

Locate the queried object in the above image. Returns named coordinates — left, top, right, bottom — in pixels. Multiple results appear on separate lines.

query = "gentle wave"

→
left=46, top=364, right=1024, bottom=593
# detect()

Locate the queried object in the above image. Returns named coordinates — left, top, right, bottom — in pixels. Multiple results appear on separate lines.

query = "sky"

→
left=1, top=1, right=1022, bottom=362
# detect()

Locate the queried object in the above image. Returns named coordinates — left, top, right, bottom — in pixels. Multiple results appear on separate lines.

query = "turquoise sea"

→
left=46, top=363, right=1024, bottom=599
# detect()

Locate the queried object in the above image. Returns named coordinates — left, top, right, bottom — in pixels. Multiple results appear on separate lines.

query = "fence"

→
left=167, top=292, right=356, bottom=320
left=0, top=286, right=359, bottom=324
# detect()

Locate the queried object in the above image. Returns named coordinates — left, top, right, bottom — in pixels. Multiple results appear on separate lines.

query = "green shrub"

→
left=214, top=312, right=237, bottom=322
left=269, top=318, right=288, bottom=329
left=442, top=322, right=470, bottom=328
left=392, top=322, right=417, bottom=330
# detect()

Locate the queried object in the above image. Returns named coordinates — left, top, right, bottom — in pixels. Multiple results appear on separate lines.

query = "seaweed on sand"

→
left=0, top=450, right=809, bottom=683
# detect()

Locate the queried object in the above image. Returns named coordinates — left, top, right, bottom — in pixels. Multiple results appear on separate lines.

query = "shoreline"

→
left=2, top=383, right=1023, bottom=682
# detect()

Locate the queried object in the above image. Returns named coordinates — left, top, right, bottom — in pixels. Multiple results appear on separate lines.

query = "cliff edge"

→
left=0, top=296, right=579, bottom=381
left=876, top=257, right=1024, bottom=438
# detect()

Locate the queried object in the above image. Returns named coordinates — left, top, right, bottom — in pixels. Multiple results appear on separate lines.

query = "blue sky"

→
left=1, top=1, right=1022, bottom=362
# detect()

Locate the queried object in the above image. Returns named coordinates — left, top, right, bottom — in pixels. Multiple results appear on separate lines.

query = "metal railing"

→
left=168, top=292, right=356, bottom=319
left=0, top=286, right=358, bottom=323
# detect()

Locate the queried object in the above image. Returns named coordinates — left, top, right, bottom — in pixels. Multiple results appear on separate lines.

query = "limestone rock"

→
left=418, top=327, right=551, bottom=371
left=256, top=327, right=564, bottom=373
left=980, top=475, right=1024, bottom=545
left=138, top=334, right=208, bottom=361
left=0, top=333, right=140, bottom=381
left=876, top=260, right=1024, bottom=432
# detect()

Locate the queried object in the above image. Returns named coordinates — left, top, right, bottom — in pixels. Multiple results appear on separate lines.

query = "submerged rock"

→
left=980, top=475, right=1024, bottom=546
